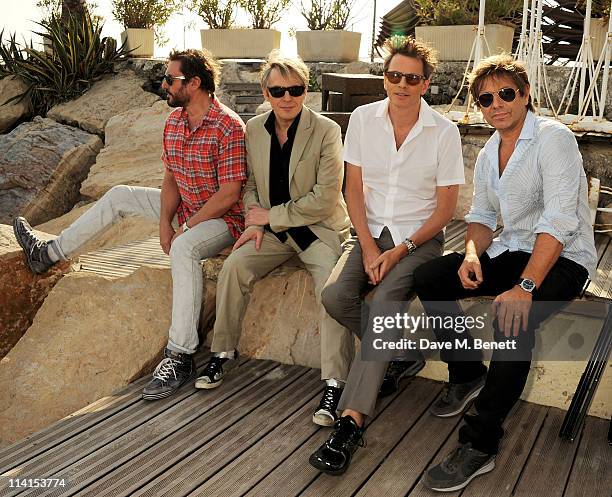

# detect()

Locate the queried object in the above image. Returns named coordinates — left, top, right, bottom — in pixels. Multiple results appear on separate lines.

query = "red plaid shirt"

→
left=161, top=99, right=247, bottom=239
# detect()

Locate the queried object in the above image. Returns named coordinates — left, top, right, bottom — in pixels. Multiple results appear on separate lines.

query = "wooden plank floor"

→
left=0, top=358, right=609, bottom=497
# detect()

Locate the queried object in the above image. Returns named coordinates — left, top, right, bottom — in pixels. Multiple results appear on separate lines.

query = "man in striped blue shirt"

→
left=413, top=54, right=597, bottom=492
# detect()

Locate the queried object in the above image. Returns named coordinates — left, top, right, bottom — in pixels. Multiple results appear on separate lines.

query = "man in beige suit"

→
left=196, top=51, right=354, bottom=426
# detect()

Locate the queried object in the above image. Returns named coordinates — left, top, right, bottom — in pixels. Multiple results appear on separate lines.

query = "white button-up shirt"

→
left=343, top=98, right=465, bottom=245
left=465, top=111, right=597, bottom=279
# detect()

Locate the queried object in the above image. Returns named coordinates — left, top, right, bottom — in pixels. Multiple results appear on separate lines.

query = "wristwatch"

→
left=402, top=238, right=417, bottom=255
left=517, top=278, right=536, bottom=293
left=182, top=221, right=191, bottom=232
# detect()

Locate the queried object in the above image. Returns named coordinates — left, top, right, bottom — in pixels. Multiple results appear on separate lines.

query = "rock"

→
left=0, top=76, right=29, bottom=134
left=47, top=69, right=160, bottom=136
left=80, top=100, right=172, bottom=200
left=0, top=224, right=71, bottom=361
left=0, top=267, right=172, bottom=444
left=36, top=203, right=159, bottom=256
left=0, top=117, right=102, bottom=225
left=456, top=133, right=489, bottom=220
left=225, top=258, right=322, bottom=369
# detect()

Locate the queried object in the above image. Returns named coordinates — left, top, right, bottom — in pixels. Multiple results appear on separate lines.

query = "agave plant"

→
left=0, top=12, right=130, bottom=116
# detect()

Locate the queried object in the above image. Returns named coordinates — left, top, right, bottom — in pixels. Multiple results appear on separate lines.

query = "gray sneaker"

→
left=142, top=348, right=196, bottom=400
left=430, top=374, right=486, bottom=417
left=13, top=217, right=56, bottom=274
left=422, top=443, right=495, bottom=492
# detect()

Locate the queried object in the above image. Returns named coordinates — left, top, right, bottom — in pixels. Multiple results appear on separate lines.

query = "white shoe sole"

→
left=195, top=377, right=223, bottom=389
left=312, top=412, right=336, bottom=427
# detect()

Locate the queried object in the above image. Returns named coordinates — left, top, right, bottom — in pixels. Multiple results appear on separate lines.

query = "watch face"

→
left=520, top=279, right=535, bottom=292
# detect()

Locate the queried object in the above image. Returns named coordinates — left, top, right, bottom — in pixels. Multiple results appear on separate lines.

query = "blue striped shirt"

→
left=465, top=111, right=597, bottom=279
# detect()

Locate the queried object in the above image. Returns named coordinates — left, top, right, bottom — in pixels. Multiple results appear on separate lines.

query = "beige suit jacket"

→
left=243, top=106, right=350, bottom=256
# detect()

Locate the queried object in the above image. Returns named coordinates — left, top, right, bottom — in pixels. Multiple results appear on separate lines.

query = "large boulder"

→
left=0, top=224, right=71, bottom=361
left=47, top=69, right=160, bottom=136
left=36, top=203, right=159, bottom=256
left=0, top=76, right=29, bottom=134
left=0, top=267, right=172, bottom=444
left=80, top=100, right=171, bottom=200
left=0, top=117, right=102, bottom=225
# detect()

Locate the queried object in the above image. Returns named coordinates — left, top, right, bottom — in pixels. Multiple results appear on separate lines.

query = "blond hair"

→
left=260, top=50, right=309, bottom=89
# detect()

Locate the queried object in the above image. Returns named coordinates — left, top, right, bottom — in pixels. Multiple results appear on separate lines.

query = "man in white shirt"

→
left=413, top=55, right=596, bottom=492
left=309, top=35, right=465, bottom=475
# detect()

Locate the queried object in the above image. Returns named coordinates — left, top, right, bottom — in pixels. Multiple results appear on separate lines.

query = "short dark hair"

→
left=383, top=35, right=438, bottom=79
left=168, top=48, right=221, bottom=94
left=468, top=54, right=535, bottom=112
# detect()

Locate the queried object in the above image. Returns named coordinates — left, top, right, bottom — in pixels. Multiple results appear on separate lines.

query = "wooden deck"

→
left=1, top=221, right=609, bottom=496
left=0, top=353, right=609, bottom=497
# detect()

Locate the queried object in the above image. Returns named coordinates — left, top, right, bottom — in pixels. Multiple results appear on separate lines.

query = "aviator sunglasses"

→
left=267, top=85, right=306, bottom=98
left=163, top=74, right=187, bottom=85
left=477, top=87, right=520, bottom=108
left=384, top=71, right=427, bottom=85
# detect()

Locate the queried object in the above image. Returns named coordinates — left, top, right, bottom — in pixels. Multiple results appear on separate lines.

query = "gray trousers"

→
left=321, top=227, right=444, bottom=416
left=211, top=231, right=354, bottom=381
left=52, top=185, right=235, bottom=354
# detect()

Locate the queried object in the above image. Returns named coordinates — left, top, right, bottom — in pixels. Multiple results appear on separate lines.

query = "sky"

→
left=0, top=0, right=403, bottom=59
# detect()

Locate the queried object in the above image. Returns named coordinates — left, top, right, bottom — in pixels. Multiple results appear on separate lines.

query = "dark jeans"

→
left=413, top=250, right=588, bottom=454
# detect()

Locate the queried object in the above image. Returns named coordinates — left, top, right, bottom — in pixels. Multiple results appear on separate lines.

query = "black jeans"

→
left=413, top=250, right=588, bottom=454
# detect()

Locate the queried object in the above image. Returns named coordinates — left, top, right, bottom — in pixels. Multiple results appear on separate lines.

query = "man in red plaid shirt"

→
left=13, top=49, right=247, bottom=400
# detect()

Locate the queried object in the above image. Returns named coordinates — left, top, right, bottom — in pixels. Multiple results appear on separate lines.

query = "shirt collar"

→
left=264, top=110, right=302, bottom=138
left=178, top=97, right=221, bottom=127
left=375, top=97, right=436, bottom=127
left=483, top=110, right=535, bottom=160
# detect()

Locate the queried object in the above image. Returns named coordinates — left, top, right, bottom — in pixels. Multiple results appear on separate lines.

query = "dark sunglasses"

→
left=163, top=74, right=187, bottom=85
left=384, top=71, right=427, bottom=85
left=477, top=87, right=519, bottom=108
left=267, top=85, right=306, bottom=98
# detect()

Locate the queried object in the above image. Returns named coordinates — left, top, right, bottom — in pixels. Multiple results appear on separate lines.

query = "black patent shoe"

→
left=309, top=415, right=365, bottom=475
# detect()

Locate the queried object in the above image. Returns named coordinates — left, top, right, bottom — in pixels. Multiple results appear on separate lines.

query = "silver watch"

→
left=182, top=221, right=191, bottom=232
left=403, top=238, right=417, bottom=255
left=518, top=278, right=536, bottom=293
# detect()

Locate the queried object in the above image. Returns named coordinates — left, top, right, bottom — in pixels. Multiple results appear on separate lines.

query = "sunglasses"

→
left=384, top=71, right=427, bottom=85
left=163, top=74, right=187, bottom=85
left=267, top=85, right=306, bottom=98
left=477, top=87, right=519, bottom=108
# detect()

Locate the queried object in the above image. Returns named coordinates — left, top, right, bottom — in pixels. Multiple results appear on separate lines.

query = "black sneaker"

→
left=312, top=385, right=343, bottom=427
left=422, top=442, right=495, bottom=492
left=195, top=352, right=239, bottom=389
left=142, top=348, right=196, bottom=400
left=13, top=217, right=56, bottom=274
left=430, top=374, right=486, bottom=417
left=309, top=416, right=365, bottom=475
left=378, top=359, right=426, bottom=398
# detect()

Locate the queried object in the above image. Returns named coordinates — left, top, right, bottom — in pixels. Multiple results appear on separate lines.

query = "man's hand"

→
left=170, top=225, right=185, bottom=245
left=458, top=254, right=483, bottom=289
left=233, top=226, right=264, bottom=251
left=370, top=245, right=404, bottom=283
left=160, top=222, right=176, bottom=255
left=492, top=286, right=532, bottom=337
left=245, top=206, right=270, bottom=227
left=361, top=243, right=382, bottom=285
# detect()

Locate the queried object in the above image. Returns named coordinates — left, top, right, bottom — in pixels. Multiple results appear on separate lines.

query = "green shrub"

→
left=189, top=0, right=239, bottom=29
left=300, top=0, right=356, bottom=30
left=414, top=0, right=522, bottom=27
left=0, top=13, right=130, bottom=116
left=239, top=0, right=290, bottom=29
left=111, top=0, right=181, bottom=30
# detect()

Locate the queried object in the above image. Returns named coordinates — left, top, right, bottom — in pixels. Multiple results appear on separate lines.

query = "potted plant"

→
left=413, top=0, right=522, bottom=61
left=236, top=0, right=287, bottom=58
left=190, top=0, right=239, bottom=58
left=576, top=0, right=611, bottom=61
left=111, top=0, right=180, bottom=58
left=296, top=0, right=361, bottom=62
